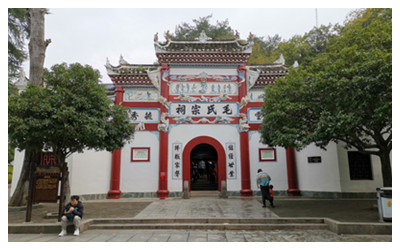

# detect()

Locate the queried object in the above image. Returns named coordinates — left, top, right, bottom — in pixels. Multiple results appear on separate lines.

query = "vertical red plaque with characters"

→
left=33, top=152, right=61, bottom=203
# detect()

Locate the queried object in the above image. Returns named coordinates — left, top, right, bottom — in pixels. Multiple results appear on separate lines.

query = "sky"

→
left=20, top=7, right=356, bottom=83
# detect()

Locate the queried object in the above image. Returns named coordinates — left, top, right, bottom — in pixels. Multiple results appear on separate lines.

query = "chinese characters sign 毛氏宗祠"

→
left=226, top=142, right=237, bottom=179
left=172, top=142, right=183, bottom=180
left=170, top=103, right=238, bottom=117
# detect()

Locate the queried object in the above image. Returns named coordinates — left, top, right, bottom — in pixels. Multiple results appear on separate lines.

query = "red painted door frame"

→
left=182, top=136, right=226, bottom=192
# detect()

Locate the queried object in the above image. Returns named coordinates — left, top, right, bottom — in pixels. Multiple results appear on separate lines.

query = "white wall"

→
left=10, top=150, right=25, bottom=197
left=336, top=142, right=384, bottom=192
left=120, top=131, right=160, bottom=193
left=68, top=149, right=112, bottom=196
left=11, top=149, right=113, bottom=197
left=295, top=142, right=342, bottom=192
left=249, top=131, right=288, bottom=192
left=168, top=124, right=242, bottom=192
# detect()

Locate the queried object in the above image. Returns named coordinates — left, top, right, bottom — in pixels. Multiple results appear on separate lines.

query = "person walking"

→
left=256, top=169, right=274, bottom=208
left=58, top=195, right=84, bottom=236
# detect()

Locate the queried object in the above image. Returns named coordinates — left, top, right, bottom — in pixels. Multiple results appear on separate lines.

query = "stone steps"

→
left=88, top=218, right=328, bottom=231
left=89, top=223, right=329, bottom=231
left=190, top=191, right=219, bottom=197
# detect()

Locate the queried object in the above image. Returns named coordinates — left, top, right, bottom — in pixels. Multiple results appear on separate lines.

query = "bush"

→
left=8, top=165, right=13, bottom=184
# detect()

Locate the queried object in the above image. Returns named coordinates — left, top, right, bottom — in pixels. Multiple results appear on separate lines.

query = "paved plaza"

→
left=134, top=197, right=278, bottom=219
left=8, top=229, right=391, bottom=242
left=8, top=196, right=392, bottom=242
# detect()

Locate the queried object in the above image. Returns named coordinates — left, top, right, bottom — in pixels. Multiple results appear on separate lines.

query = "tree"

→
left=9, top=63, right=135, bottom=200
left=8, top=8, right=29, bottom=78
left=276, top=24, right=339, bottom=67
left=172, top=14, right=235, bottom=40
left=29, top=8, right=51, bottom=87
left=9, top=8, right=51, bottom=206
left=248, top=35, right=282, bottom=64
left=260, top=8, right=392, bottom=187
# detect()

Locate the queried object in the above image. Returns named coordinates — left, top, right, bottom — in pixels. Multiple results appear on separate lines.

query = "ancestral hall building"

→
left=11, top=32, right=385, bottom=200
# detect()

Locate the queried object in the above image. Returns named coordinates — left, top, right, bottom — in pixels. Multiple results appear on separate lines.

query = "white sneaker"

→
left=73, top=228, right=80, bottom=236
left=58, top=230, right=67, bottom=237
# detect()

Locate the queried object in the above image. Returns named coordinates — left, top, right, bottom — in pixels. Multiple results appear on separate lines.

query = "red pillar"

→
left=108, top=149, right=122, bottom=199
left=108, top=86, right=125, bottom=199
left=238, top=65, right=252, bottom=197
left=156, top=64, right=170, bottom=199
left=286, top=147, right=301, bottom=196
left=240, top=131, right=252, bottom=196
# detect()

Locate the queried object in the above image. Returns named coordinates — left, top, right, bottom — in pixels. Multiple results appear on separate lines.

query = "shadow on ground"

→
left=266, top=199, right=380, bottom=222
left=8, top=202, right=151, bottom=224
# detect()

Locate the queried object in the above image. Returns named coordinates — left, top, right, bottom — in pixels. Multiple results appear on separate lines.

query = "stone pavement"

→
left=8, top=229, right=392, bottom=242
left=8, top=196, right=392, bottom=242
left=134, top=197, right=278, bottom=219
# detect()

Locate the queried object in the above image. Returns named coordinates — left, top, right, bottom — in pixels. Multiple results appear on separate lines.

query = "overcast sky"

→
left=21, top=7, right=356, bottom=83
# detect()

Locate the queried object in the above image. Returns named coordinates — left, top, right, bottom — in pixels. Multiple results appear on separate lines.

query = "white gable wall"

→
left=295, top=143, right=342, bottom=192
left=120, top=131, right=160, bottom=193
left=68, top=149, right=112, bottom=196
left=248, top=131, right=288, bottom=192
left=336, top=142, right=384, bottom=192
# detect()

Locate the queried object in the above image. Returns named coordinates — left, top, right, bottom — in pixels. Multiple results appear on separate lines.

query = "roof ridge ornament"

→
left=119, top=55, right=129, bottom=65
left=274, top=54, right=285, bottom=65
left=165, top=30, right=172, bottom=40
left=235, top=30, right=240, bottom=40
left=195, top=30, right=212, bottom=43
left=248, top=32, right=254, bottom=42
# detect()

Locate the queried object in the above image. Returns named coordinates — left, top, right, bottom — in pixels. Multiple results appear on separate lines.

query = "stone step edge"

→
left=90, top=218, right=325, bottom=225
left=8, top=218, right=392, bottom=235
left=88, top=223, right=328, bottom=231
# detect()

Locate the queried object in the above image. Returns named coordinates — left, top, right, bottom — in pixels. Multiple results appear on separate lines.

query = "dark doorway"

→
left=190, top=143, right=218, bottom=190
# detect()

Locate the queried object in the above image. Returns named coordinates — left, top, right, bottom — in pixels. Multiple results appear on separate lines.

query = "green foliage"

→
left=260, top=8, right=392, bottom=185
left=276, top=24, right=339, bottom=67
left=248, top=35, right=282, bottom=64
left=8, top=165, right=13, bottom=184
left=260, top=8, right=391, bottom=157
left=172, top=14, right=234, bottom=40
left=8, top=144, right=15, bottom=163
left=8, top=8, right=30, bottom=78
left=8, top=63, right=135, bottom=157
left=261, top=8, right=391, bottom=152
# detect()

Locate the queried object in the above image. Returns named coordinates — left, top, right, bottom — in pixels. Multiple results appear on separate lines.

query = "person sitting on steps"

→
left=58, top=195, right=84, bottom=237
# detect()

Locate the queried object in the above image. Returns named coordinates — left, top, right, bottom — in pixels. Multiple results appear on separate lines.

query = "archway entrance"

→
left=190, top=144, right=218, bottom=190
left=183, top=136, right=226, bottom=192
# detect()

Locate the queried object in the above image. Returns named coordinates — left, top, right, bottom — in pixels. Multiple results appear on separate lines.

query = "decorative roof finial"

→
left=119, top=54, right=129, bottom=65
left=274, top=54, right=285, bottom=65
left=248, top=32, right=254, bottom=41
left=164, top=30, right=171, bottom=40
left=235, top=30, right=240, bottom=39
left=154, top=32, right=158, bottom=42
left=196, top=30, right=212, bottom=43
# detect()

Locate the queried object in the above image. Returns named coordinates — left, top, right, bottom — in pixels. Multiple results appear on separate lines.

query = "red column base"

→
left=240, top=189, right=253, bottom=197
left=287, top=188, right=301, bottom=197
left=157, top=189, right=169, bottom=200
left=108, top=190, right=121, bottom=199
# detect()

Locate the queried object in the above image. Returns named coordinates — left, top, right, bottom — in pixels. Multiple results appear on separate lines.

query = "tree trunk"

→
left=9, top=8, right=50, bottom=206
left=379, top=150, right=392, bottom=187
left=8, top=151, right=39, bottom=206
left=28, top=8, right=50, bottom=87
